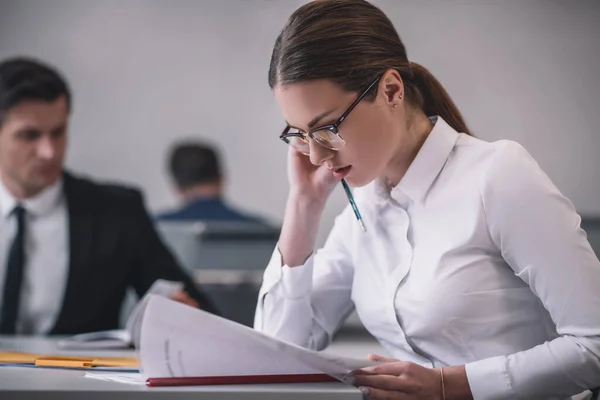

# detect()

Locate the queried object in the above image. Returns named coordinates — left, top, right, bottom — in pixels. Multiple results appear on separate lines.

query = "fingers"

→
left=354, top=374, right=414, bottom=392
left=315, top=164, right=339, bottom=186
left=171, top=291, right=186, bottom=301
left=354, top=362, right=438, bottom=400
left=353, top=356, right=402, bottom=377
left=361, top=361, right=412, bottom=376
left=367, top=354, right=398, bottom=363
left=359, top=386, right=410, bottom=400
left=171, top=291, right=200, bottom=308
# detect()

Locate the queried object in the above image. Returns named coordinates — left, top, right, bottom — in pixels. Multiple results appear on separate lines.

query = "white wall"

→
left=1, top=0, right=599, bottom=245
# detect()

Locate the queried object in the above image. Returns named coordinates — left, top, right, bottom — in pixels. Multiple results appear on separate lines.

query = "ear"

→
left=216, top=176, right=225, bottom=191
left=379, top=68, right=404, bottom=107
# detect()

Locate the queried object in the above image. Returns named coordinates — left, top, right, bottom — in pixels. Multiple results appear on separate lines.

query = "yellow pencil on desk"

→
left=0, top=351, right=138, bottom=369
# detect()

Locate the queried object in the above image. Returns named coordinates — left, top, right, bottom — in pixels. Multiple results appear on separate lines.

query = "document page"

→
left=139, top=296, right=376, bottom=383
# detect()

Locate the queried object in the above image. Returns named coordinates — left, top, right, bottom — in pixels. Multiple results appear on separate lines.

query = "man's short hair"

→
left=169, top=142, right=222, bottom=189
left=0, top=57, right=71, bottom=126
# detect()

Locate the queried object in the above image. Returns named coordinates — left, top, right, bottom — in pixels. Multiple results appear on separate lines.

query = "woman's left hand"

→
left=353, top=354, right=443, bottom=400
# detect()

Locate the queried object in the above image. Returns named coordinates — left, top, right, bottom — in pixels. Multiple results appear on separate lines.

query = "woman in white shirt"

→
left=254, top=1, right=600, bottom=399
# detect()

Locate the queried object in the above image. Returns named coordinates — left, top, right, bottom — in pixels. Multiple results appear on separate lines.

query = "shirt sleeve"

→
left=253, top=206, right=356, bottom=350
left=465, top=141, right=600, bottom=399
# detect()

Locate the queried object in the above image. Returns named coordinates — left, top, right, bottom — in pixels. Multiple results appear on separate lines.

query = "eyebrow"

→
left=15, top=126, right=42, bottom=134
left=15, top=123, right=66, bottom=135
left=286, top=108, right=338, bottom=131
left=51, top=123, right=67, bottom=133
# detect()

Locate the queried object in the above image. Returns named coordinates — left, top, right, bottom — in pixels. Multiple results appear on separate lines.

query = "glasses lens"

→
left=311, top=128, right=345, bottom=150
left=286, top=135, right=310, bottom=155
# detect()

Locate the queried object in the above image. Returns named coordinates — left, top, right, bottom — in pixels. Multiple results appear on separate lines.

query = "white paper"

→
left=126, top=280, right=183, bottom=348
left=56, top=329, right=132, bottom=350
left=85, top=372, right=146, bottom=385
left=139, top=296, right=377, bottom=383
left=58, top=279, right=183, bottom=350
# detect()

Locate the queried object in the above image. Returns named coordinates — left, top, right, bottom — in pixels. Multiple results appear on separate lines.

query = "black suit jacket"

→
left=49, top=172, right=217, bottom=334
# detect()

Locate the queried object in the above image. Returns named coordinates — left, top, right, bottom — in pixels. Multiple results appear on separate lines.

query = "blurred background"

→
left=0, top=0, right=599, bottom=332
left=1, top=0, right=598, bottom=246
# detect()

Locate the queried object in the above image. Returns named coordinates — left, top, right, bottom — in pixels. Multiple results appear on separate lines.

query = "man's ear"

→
left=216, top=176, right=225, bottom=192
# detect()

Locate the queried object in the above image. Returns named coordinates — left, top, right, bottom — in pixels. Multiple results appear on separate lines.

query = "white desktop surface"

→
left=0, top=332, right=385, bottom=400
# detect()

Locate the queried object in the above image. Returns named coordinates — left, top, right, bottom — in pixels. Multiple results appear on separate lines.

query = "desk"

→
left=0, top=333, right=385, bottom=400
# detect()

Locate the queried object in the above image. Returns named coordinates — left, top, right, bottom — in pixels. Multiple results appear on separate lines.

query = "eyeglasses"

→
left=279, top=75, right=382, bottom=155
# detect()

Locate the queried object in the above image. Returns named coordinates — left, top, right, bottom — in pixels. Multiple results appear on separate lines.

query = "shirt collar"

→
left=188, top=195, right=222, bottom=205
left=370, top=116, right=460, bottom=205
left=0, top=176, right=64, bottom=219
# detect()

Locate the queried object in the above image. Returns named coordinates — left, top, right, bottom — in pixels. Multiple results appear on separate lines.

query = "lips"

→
left=332, top=165, right=352, bottom=179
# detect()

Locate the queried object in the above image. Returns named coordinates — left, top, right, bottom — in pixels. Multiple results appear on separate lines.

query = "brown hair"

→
left=268, top=0, right=471, bottom=135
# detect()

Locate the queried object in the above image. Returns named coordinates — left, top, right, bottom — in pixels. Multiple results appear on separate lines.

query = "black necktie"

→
left=1, top=205, right=26, bottom=334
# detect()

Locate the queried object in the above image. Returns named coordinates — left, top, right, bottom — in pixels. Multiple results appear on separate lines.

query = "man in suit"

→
left=0, top=57, right=217, bottom=335
left=156, top=142, right=267, bottom=223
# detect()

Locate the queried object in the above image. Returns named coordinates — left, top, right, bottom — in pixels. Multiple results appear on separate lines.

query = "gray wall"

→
left=0, top=0, right=599, bottom=245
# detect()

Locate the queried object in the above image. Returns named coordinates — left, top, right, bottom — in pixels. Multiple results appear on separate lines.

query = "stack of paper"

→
left=85, top=372, right=146, bottom=385
left=132, top=296, right=377, bottom=386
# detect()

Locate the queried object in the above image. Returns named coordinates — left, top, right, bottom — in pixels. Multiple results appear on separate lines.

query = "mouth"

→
left=331, top=165, right=352, bottom=179
left=34, top=164, right=61, bottom=177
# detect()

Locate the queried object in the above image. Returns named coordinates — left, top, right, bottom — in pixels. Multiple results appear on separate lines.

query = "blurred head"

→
left=0, top=57, right=71, bottom=199
left=270, top=0, right=470, bottom=187
left=168, top=142, right=223, bottom=201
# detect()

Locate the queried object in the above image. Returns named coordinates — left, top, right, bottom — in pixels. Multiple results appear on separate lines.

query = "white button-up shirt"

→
left=255, top=117, right=600, bottom=399
left=0, top=177, right=69, bottom=334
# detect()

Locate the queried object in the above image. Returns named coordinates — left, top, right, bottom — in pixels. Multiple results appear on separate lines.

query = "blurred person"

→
left=0, top=57, right=218, bottom=336
left=157, top=142, right=267, bottom=224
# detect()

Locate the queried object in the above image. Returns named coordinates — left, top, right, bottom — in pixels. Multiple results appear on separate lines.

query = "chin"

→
left=30, top=172, right=61, bottom=190
left=344, top=174, right=374, bottom=188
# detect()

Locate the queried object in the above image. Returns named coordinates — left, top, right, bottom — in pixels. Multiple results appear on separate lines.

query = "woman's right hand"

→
left=278, top=146, right=339, bottom=267
left=287, top=146, right=339, bottom=206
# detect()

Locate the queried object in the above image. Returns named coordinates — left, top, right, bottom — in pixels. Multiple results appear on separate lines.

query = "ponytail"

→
left=408, top=62, right=471, bottom=136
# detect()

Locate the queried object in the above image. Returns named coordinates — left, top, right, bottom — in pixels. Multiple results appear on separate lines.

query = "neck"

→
left=0, top=172, right=45, bottom=200
left=179, top=183, right=222, bottom=203
left=382, top=108, right=433, bottom=188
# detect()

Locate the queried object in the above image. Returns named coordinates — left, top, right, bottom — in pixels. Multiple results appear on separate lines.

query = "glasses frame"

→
left=279, top=74, right=382, bottom=154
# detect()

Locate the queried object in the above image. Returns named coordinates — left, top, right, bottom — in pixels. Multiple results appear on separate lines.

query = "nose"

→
left=308, top=140, right=335, bottom=166
left=36, top=136, right=57, bottom=160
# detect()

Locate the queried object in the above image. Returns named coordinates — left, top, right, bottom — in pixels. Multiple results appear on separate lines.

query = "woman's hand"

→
left=354, top=354, right=472, bottom=400
left=354, top=358, right=442, bottom=400
left=287, top=146, right=339, bottom=205
left=278, top=146, right=340, bottom=267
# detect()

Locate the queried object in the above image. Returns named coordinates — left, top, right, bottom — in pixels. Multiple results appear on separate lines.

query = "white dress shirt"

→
left=254, top=116, right=600, bottom=399
left=0, top=177, right=69, bottom=334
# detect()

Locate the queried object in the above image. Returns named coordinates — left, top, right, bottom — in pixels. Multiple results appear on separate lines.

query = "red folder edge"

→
left=146, top=373, right=339, bottom=387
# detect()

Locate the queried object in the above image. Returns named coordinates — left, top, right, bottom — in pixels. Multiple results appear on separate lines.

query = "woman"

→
left=254, top=1, right=600, bottom=399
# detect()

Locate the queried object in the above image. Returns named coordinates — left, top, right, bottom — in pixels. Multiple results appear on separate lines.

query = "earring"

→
left=393, top=104, right=397, bottom=108
left=399, top=93, right=403, bottom=100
